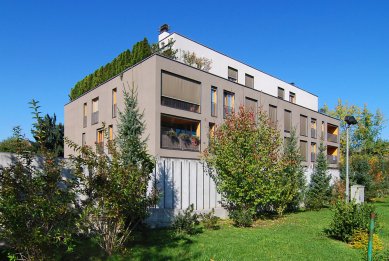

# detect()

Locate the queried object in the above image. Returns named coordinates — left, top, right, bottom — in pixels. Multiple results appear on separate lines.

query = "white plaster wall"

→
left=160, top=33, right=319, bottom=111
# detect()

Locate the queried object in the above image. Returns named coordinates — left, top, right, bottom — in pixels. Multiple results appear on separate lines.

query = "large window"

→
left=269, top=105, right=277, bottom=127
left=311, top=119, right=317, bottom=138
left=161, top=71, right=201, bottom=113
left=112, top=88, right=117, bottom=118
left=83, top=103, right=87, bottom=128
left=284, top=110, right=291, bottom=132
left=300, top=140, right=308, bottom=162
left=223, top=91, right=235, bottom=118
left=91, top=97, right=99, bottom=125
left=245, top=74, right=254, bottom=88
left=278, top=87, right=285, bottom=99
left=96, top=129, right=104, bottom=153
left=311, top=142, right=317, bottom=162
left=211, top=87, right=217, bottom=117
left=228, top=67, right=238, bottom=82
left=300, top=115, right=308, bottom=137
left=245, top=97, right=257, bottom=117
left=161, top=114, right=200, bottom=152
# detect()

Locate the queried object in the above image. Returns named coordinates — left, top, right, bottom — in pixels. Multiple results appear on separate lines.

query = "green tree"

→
left=117, top=86, right=154, bottom=173
left=306, top=142, right=331, bottom=210
left=275, top=128, right=306, bottom=215
left=203, top=106, right=284, bottom=221
left=30, top=100, right=64, bottom=157
left=0, top=110, right=78, bottom=260
left=0, top=126, right=33, bottom=153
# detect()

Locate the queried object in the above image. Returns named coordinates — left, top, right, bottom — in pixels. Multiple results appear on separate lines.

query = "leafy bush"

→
left=326, top=201, right=378, bottom=242
left=172, top=204, right=200, bottom=235
left=200, top=208, right=220, bottom=230
left=229, top=208, right=254, bottom=227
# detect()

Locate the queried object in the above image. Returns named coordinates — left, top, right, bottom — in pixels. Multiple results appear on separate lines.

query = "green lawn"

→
left=117, top=198, right=388, bottom=261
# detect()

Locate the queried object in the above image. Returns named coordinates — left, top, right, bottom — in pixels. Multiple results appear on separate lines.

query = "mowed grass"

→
left=123, top=198, right=389, bottom=261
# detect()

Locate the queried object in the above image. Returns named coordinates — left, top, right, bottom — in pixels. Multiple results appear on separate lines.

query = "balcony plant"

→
left=178, top=133, right=191, bottom=144
left=191, top=135, right=200, bottom=146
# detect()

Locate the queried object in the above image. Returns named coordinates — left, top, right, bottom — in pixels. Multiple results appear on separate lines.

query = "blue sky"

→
left=0, top=1, right=388, bottom=140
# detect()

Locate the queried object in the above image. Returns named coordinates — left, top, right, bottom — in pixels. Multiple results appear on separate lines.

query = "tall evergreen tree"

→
left=117, top=86, right=154, bottom=173
left=306, top=142, right=331, bottom=210
left=276, top=128, right=306, bottom=214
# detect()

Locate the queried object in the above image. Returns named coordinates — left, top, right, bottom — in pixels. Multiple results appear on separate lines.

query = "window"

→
left=96, top=129, right=104, bottom=153
left=161, top=114, right=201, bottom=152
left=209, top=122, right=215, bottom=145
left=161, top=71, right=201, bottom=113
left=311, top=142, right=317, bottom=162
left=311, top=119, right=317, bottom=138
left=211, top=87, right=217, bottom=117
left=245, top=74, right=254, bottom=88
left=289, top=92, right=296, bottom=103
left=91, top=97, right=99, bottom=125
left=82, top=133, right=86, bottom=146
left=300, top=140, right=308, bottom=162
left=327, top=145, right=338, bottom=164
left=245, top=97, right=257, bottom=117
left=223, top=91, right=235, bottom=118
left=112, top=88, right=117, bottom=118
left=300, top=115, right=308, bottom=136
left=327, top=124, right=339, bottom=143
left=83, top=103, right=87, bottom=128
left=269, top=105, right=277, bottom=127
left=108, top=125, right=113, bottom=141
left=278, top=87, right=285, bottom=99
left=284, top=110, right=292, bottom=132
left=228, top=67, right=238, bottom=82
left=321, top=121, right=325, bottom=139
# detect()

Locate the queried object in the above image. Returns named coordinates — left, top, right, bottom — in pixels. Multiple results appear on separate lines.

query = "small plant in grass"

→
left=350, top=228, right=383, bottom=251
left=172, top=204, right=200, bottom=235
left=326, top=200, right=378, bottom=242
left=229, top=208, right=253, bottom=227
left=200, top=208, right=220, bottom=229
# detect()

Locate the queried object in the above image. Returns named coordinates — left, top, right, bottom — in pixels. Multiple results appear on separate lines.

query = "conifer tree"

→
left=117, top=86, right=154, bottom=173
left=306, top=141, right=331, bottom=210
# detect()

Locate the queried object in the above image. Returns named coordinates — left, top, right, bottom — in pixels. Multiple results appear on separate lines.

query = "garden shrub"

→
left=172, top=204, right=200, bottom=235
left=350, top=229, right=383, bottom=251
left=200, top=208, right=220, bottom=230
left=326, top=200, right=378, bottom=242
left=229, top=208, right=253, bottom=227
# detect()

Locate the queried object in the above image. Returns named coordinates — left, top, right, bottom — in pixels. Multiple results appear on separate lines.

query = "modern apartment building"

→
left=64, top=26, right=340, bottom=224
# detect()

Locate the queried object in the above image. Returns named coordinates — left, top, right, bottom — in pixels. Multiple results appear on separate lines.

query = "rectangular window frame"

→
left=245, top=73, right=254, bottom=88
left=228, top=67, right=238, bottom=82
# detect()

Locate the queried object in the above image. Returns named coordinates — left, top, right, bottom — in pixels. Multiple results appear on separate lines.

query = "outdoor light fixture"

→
left=344, top=115, right=358, bottom=203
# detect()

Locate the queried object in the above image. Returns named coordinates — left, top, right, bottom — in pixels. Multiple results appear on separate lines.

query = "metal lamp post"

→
left=344, top=116, right=358, bottom=203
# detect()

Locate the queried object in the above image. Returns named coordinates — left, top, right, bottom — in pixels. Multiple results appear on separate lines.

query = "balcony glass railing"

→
left=327, top=155, right=338, bottom=164
left=311, top=129, right=316, bottom=138
left=83, top=116, right=87, bottom=128
left=112, top=104, right=117, bottom=118
left=327, top=133, right=338, bottom=143
left=161, top=132, right=200, bottom=152
left=91, top=111, right=99, bottom=125
left=96, top=142, right=104, bottom=154
left=223, top=106, right=233, bottom=118
left=211, top=102, right=217, bottom=117
left=311, top=153, right=316, bottom=162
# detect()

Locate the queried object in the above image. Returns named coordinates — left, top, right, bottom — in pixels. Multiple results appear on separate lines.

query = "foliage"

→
left=349, top=228, right=383, bottom=251
left=275, top=128, right=306, bottom=215
left=69, top=38, right=178, bottom=101
left=306, top=142, right=331, bottom=210
left=30, top=100, right=64, bottom=157
left=0, top=116, right=78, bottom=260
left=117, top=86, right=154, bottom=173
left=182, top=50, right=212, bottom=72
left=172, top=204, right=200, bottom=235
left=229, top=208, right=254, bottom=227
left=331, top=179, right=346, bottom=204
left=203, top=106, right=284, bottom=219
left=0, top=126, right=33, bottom=153
left=200, top=208, right=220, bottom=230
left=326, top=200, right=377, bottom=242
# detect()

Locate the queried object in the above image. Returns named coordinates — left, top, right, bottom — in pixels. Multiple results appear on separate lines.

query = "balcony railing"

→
left=83, top=116, right=87, bottom=128
left=161, top=133, right=200, bottom=152
left=327, top=155, right=338, bottom=164
left=311, top=153, right=316, bottom=162
left=327, top=133, right=338, bottom=143
left=211, top=102, right=217, bottom=117
left=161, top=96, right=200, bottom=113
left=311, top=129, right=317, bottom=138
left=223, top=106, right=233, bottom=118
left=96, top=142, right=104, bottom=154
left=91, top=111, right=99, bottom=125
left=112, top=104, right=117, bottom=118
